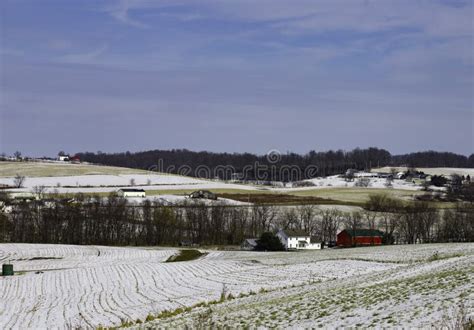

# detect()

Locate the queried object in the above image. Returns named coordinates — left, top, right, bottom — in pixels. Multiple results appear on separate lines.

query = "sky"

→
left=0, top=0, right=473, bottom=157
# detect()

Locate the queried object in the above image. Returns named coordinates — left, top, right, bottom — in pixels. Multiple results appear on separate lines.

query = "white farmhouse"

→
left=276, top=229, right=321, bottom=250
left=117, top=188, right=146, bottom=198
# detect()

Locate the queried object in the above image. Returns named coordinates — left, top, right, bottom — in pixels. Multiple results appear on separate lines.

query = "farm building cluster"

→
left=241, top=228, right=384, bottom=251
left=115, top=189, right=218, bottom=200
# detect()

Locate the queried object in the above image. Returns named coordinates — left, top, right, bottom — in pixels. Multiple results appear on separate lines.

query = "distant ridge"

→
left=76, top=148, right=474, bottom=180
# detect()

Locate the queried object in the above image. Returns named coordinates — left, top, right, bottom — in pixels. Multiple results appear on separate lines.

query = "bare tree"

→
left=398, top=202, right=436, bottom=244
left=440, top=204, right=474, bottom=242
left=362, top=210, right=378, bottom=245
left=296, top=205, right=317, bottom=235
left=419, top=204, right=438, bottom=243
left=251, top=204, right=276, bottom=233
left=355, top=177, right=371, bottom=187
left=32, top=185, right=47, bottom=200
left=344, top=211, right=364, bottom=246
left=362, top=210, right=377, bottom=229
left=380, top=211, right=401, bottom=244
left=14, top=174, right=26, bottom=188
left=318, top=208, right=343, bottom=244
left=365, top=193, right=404, bottom=244
left=279, top=208, right=298, bottom=230
left=13, top=151, right=22, bottom=160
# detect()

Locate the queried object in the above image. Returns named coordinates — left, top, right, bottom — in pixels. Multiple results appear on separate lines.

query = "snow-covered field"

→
left=155, top=255, right=472, bottom=329
left=0, top=173, right=263, bottom=196
left=302, top=174, right=420, bottom=190
left=1, top=173, right=423, bottom=196
left=0, top=173, right=206, bottom=189
left=3, top=162, right=472, bottom=197
left=0, top=243, right=472, bottom=329
left=0, top=162, right=463, bottom=207
left=0, top=161, right=148, bottom=177
left=1, top=162, right=447, bottom=204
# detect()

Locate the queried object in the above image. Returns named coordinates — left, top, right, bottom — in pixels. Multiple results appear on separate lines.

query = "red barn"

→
left=70, top=155, right=81, bottom=163
left=337, top=229, right=384, bottom=247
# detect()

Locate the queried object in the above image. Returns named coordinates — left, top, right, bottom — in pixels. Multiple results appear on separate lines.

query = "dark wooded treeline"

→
left=1, top=194, right=472, bottom=246
left=76, top=148, right=473, bottom=181
left=392, top=151, right=474, bottom=169
left=77, top=148, right=393, bottom=180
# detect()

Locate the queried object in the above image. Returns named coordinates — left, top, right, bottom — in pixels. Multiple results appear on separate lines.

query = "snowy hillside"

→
left=0, top=173, right=206, bottom=189
left=0, top=243, right=471, bottom=329
left=300, top=174, right=420, bottom=190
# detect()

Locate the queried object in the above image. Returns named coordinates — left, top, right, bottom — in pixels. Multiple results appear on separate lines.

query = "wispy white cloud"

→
left=58, top=45, right=108, bottom=64
left=104, top=0, right=150, bottom=28
left=98, top=0, right=472, bottom=71
left=101, top=0, right=185, bottom=28
left=154, top=11, right=205, bottom=22
left=98, top=0, right=472, bottom=39
left=199, top=0, right=472, bottom=38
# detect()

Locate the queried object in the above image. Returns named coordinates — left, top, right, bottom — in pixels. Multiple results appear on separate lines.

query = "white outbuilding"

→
left=117, top=188, right=146, bottom=198
left=7, top=192, right=39, bottom=201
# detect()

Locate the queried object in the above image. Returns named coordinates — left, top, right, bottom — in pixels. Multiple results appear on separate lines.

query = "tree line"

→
left=1, top=194, right=472, bottom=246
left=75, top=148, right=474, bottom=181
left=392, top=151, right=474, bottom=169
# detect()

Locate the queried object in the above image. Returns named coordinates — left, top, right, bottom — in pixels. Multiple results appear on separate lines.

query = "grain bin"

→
left=2, top=264, right=14, bottom=276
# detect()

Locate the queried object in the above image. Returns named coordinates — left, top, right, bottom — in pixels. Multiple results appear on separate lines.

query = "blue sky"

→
left=1, top=0, right=472, bottom=157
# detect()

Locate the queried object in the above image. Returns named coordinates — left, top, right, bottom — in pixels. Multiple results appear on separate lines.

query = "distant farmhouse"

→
left=276, top=229, right=321, bottom=250
left=56, top=154, right=81, bottom=163
left=117, top=188, right=146, bottom=198
left=189, top=190, right=217, bottom=200
left=7, top=192, right=39, bottom=201
left=337, top=229, right=384, bottom=247
left=58, top=155, right=69, bottom=161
